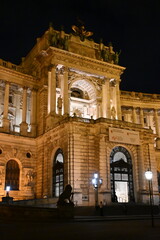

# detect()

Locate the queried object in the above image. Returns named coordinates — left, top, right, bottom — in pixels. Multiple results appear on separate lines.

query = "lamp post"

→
left=2, top=185, right=13, bottom=204
left=6, top=186, right=10, bottom=197
left=145, top=170, right=154, bottom=227
left=92, top=173, right=102, bottom=208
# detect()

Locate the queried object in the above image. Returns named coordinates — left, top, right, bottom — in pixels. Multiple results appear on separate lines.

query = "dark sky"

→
left=1, top=0, right=160, bottom=93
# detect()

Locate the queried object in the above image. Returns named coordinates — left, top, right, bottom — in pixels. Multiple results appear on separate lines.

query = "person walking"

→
left=99, top=201, right=104, bottom=216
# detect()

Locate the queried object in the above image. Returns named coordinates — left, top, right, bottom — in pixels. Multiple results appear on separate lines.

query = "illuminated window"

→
left=5, top=160, right=20, bottom=190
left=53, top=149, right=64, bottom=197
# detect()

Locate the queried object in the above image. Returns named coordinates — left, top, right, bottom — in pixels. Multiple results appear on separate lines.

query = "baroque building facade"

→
left=0, top=24, right=160, bottom=205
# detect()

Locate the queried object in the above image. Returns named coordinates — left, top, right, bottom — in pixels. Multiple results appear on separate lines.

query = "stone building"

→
left=0, top=24, right=160, bottom=205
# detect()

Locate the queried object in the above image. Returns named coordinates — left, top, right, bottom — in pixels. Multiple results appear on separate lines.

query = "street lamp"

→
left=145, top=170, right=154, bottom=227
left=2, top=185, right=13, bottom=204
left=92, top=172, right=102, bottom=208
left=6, top=186, right=10, bottom=197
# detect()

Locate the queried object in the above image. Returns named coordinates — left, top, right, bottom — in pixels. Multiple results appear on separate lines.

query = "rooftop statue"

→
left=48, top=22, right=120, bottom=64
left=72, top=24, right=93, bottom=41
left=49, top=24, right=69, bottom=51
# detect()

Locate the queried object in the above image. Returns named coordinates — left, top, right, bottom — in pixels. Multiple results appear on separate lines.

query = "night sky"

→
left=1, top=0, right=160, bottom=93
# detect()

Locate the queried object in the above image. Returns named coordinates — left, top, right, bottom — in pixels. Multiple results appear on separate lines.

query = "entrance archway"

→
left=110, top=146, right=135, bottom=203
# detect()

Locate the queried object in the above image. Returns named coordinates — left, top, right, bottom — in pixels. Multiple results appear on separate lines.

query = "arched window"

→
left=53, top=149, right=64, bottom=197
left=5, top=160, right=20, bottom=190
left=71, top=88, right=83, bottom=99
left=110, top=146, right=135, bottom=203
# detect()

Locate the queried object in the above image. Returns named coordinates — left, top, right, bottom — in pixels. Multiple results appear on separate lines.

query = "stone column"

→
left=116, top=80, right=122, bottom=120
left=68, top=90, right=71, bottom=116
left=102, top=78, right=111, bottom=119
left=102, top=80, right=107, bottom=118
left=3, top=82, right=9, bottom=119
left=3, top=81, right=10, bottom=132
left=154, top=109, right=160, bottom=149
left=132, top=107, right=137, bottom=123
left=154, top=109, right=160, bottom=137
left=30, top=88, right=37, bottom=136
left=46, top=64, right=58, bottom=130
left=98, top=135, right=108, bottom=202
left=22, top=87, right=27, bottom=122
left=20, top=86, right=28, bottom=135
left=96, top=98, right=102, bottom=118
left=48, top=65, right=56, bottom=114
left=140, top=108, right=144, bottom=127
left=137, top=144, right=146, bottom=202
left=63, top=67, right=69, bottom=115
left=106, top=79, right=111, bottom=119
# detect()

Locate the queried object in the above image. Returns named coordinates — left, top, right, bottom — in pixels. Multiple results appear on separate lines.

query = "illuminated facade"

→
left=0, top=24, right=160, bottom=205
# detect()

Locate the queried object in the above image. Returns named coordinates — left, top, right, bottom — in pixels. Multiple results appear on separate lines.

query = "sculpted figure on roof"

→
left=72, top=19, right=93, bottom=41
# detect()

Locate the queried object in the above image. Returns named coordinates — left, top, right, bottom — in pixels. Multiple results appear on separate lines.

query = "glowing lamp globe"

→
left=145, top=170, right=153, bottom=180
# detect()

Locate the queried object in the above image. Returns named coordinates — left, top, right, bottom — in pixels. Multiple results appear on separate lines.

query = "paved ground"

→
left=0, top=217, right=160, bottom=240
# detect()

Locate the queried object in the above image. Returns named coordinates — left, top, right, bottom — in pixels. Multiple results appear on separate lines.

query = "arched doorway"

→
left=5, top=160, right=20, bottom=190
left=52, top=149, right=64, bottom=197
left=110, top=146, right=135, bottom=203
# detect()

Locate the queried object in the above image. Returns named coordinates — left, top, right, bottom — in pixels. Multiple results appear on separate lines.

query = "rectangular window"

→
left=114, top=173, right=121, bottom=180
left=122, top=174, right=128, bottom=181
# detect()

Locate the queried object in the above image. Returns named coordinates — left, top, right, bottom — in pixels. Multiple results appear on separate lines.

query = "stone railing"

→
left=0, top=58, right=39, bottom=77
left=54, top=115, right=150, bottom=133
left=120, top=90, right=160, bottom=100
left=0, top=58, right=26, bottom=74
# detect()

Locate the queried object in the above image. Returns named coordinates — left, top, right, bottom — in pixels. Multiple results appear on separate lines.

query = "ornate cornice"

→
left=46, top=47, right=125, bottom=78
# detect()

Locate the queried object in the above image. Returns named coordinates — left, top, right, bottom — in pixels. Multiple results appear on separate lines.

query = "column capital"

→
left=102, top=77, right=109, bottom=85
left=103, top=77, right=110, bottom=82
left=109, top=79, right=117, bottom=87
left=60, top=66, right=69, bottom=75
